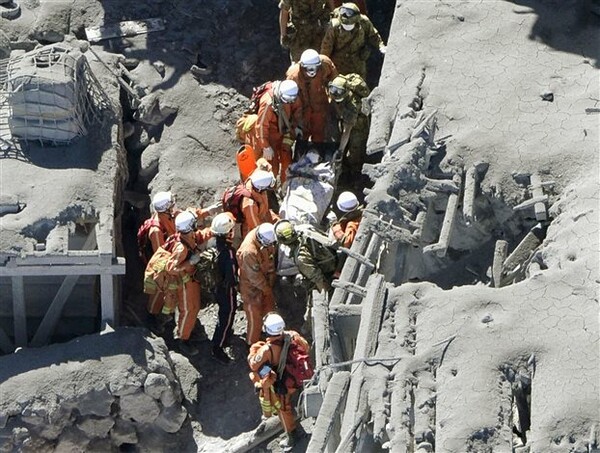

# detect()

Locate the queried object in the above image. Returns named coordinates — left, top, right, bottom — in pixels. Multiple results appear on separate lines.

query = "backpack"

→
left=192, top=247, right=223, bottom=305
left=283, top=334, right=314, bottom=389
left=342, top=73, right=370, bottom=98
left=245, top=81, right=273, bottom=114
left=143, top=234, right=180, bottom=295
left=221, top=183, right=252, bottom=223
left=137, top=218, right=165, bottom=264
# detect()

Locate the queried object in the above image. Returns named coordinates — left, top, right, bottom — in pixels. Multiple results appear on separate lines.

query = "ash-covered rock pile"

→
left=0, top=328, right=198, bottom=452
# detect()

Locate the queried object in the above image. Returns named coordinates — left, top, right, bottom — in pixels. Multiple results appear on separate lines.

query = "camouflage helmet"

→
left=274, top=219, right=298, bottom=245
left=339, top=3, right=361, bottom=25
left=328, top=76, right=348, bottom=102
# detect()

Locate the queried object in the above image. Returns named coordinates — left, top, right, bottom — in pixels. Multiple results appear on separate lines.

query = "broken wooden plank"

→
left=501, top=224, right=545, bottom=285
left=513, top=195, right=548, bottom=211
left=337, top=247, right=374, bottom=270
left=308, top=371, right=351, bottom=452
left=530, top=173, right=547, bottom=221
left=423, top=177, right=459, bottom=194
left=423, top=176, right=462, bottom=258
left=491, top=240, right=508, bottom=288
left=85, top=18, right=165, bottom=43
left=332, top=280, right=367, bottom=298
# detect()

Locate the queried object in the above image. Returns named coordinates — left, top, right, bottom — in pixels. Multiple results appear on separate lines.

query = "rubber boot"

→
left=280, top=429, right=299, bottom=452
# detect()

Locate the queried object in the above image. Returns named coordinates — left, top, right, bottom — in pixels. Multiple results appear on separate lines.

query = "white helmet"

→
left=337, top=191, right=359, bottom=212
left=256, top=223, right=277, bottom=246
left=250, top=169, right=275, bottom=191
left=300, top=49, right=321, bottom=77
left=175, top=210, right=197, bottom=233
left=263, top=312, right=285, bottom=336
left=211, top=212, right=235, bottom=235
left=277, top=80, right=299, bottom=103
left=152, top=191, right=173, bottom=212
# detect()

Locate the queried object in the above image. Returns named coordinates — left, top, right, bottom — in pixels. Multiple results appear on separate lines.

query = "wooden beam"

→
left=11, top=276, right=27, bottom=347
left=30, top=231, right=98, bottom=347
left=308, top=371, right=351, bottom=452
left=339, top=275, right=386, bottom=440
left=312, top=289, right=330, bottom=370
left=100, top=274, right=115, bottom=327
left=331, top=280, right=367, bottom=298
left=0, top=258, right=125, bottom=277
left=423, top=175, right=462, bottom=258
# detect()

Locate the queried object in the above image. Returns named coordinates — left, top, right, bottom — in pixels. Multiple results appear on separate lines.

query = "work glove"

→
left=325, top=211, right=338, bottom=225
left=205, top=202, right=222, bottom=215
left=274, top=380, right=288, bottom=395
left=379, top=45, right=387, bottom=55
left=295, top=127, right=303, bottom=140
left=189, top=253, right=202, bottom=266
left=263, top=146, right=275, bottom=160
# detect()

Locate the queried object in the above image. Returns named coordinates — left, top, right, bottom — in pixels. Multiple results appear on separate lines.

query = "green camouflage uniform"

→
left=320, top=14, right=384, bottom=79
left=331, top=74, right=371, bottom=188
left=280, top=0, right=331, bottom=62
left=291, top=236, right=338, bottom=291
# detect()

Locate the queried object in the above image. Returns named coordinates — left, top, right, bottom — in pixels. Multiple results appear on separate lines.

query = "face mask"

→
left=341, top=23, right=355, bottom=31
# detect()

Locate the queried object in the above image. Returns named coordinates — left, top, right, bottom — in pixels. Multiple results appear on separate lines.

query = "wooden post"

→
left=530, top=173, right=548, bottom=221
left=11, top=276, right=27, bottom=347
left=463, top=166, right=477, bottom=224
left=491, top=240, right=508, bottom=288
left=423, top=175, right=462, bottom=258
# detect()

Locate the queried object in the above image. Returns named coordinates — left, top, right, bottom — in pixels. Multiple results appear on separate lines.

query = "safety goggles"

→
left=328, top=85, right=346, bottom=98
left=303, top=64, right=320, bottom=77
left=281, top=93, right=297, bottom=104
left=339, top=7, right=358, bottom=18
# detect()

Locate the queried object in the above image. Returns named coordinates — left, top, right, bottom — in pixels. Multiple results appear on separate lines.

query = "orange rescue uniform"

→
left=147, top=207, right=210, bottom=315
left=237, top=228, right=278, bottom=345
left=250, top=85, right=302, bottom=183
left=331, top=209, right=362, bottom=248
left=286, top=54, right=338, bottom=143
left=166, top=227, right=213, bottom=340
left=248, top=330, right=310, bottom=433
left=240, top=178, right=279, bottom=239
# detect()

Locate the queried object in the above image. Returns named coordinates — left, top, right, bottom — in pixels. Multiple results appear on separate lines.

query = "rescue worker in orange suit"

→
left=237, top=223, right=278, bottom=346
left=166, top=210, right=213, bottom=356
left=248, top=313, right=309, bottom=451
left=253, top=80, right=302, bottom=184
left=320, top=2, right=386, bottom=80
left=210, top=213, right=239, bottom=365
left=240, top=169, right=279, bottom=239
left=328, top=0, right=367, bottom=14
left=328, top=191, right=363, bottom=248
left=279, top=0, right=331, bottom=63
left=146, top=192, right=215, bottom=330
left=286, top=49, right=338, bottom=144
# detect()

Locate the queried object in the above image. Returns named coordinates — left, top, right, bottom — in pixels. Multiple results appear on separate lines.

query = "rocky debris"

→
left=29, top=2, right=71, bottom=43
left=0, top=328, right=199, bottom=451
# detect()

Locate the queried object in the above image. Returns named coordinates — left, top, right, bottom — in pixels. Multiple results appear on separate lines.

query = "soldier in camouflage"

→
left=328, top=73, right=371, bottom=191
left=279, top=0, right=332, bottom=63
left=320, top=2, right=386, bottom=80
